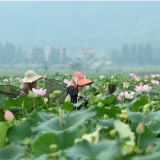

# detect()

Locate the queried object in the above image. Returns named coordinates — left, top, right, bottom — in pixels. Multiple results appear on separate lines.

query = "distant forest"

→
left=0, top=42, right=160, bottom=66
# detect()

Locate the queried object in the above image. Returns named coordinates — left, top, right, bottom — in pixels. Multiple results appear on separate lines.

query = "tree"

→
left=3, top=42, right=15, bottom=64
left=143, top=44, right=153, bottom=65
left=49, top=46, right=60, bottom=65
left=130, top=44, right=137, bottom=65
left=32, top=47, right=45, bottom=64
left=0, top=43, right=3, bottom=65
left=121, top=44, right=130, bottom=65
left=14, top=46, right=24, bottom=64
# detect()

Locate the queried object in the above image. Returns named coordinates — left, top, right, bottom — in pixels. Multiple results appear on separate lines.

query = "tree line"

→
left=0, top=42, right=71, bottom=65
left=111, top=44, right=160, bottom=66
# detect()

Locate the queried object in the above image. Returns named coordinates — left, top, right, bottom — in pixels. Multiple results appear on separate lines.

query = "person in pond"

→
left=19, top=70, right=44, bottom=96
left=67, top=71, right=93, bottom=110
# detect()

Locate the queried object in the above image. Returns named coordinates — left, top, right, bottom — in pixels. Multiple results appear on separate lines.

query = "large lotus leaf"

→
left=130, top=152, right=160, bottom=160
left=131, top=94, right=147, bottom=111
left=61, top=102, right=74, bottom=111
left=127, top=111, right=160, bottom=126
left=0, top=144, right=26, bottom=160
left=0, top=122, right=10, bottom=149
left=66, top=140, right=120, bottom=160
left=114, top=120, right=135, bottom=145
left=7, top=111, right=55, bottom=144
left=126, top=112, right=143, bottom=123
left=32, top=125, right=88, bottom=156
left=0, top=94, right=8, bottom=109
left=98, top=118, right=114, bottom=129
left=32, top=107, right=96, bottom=134
left=101, top=94, right=115, bottom=105
left=3, top=97, right=19, bottom=111
left=95, top=105, right=121, bottom=118
left=150, top=121, right=160, bottom=135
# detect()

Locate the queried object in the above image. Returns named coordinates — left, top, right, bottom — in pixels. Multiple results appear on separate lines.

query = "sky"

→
left=0, top=1, right=159, bottom=53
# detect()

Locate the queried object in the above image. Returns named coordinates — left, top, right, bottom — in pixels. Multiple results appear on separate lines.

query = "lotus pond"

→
left=1, top=73, right=160, bottom=160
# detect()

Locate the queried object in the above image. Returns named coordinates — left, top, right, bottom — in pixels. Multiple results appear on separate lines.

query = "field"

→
left=1, top=71, right=160, bottom=160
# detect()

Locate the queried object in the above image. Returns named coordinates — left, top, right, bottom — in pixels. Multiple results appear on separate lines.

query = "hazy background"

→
left=0, top=1, right=160, bottom=76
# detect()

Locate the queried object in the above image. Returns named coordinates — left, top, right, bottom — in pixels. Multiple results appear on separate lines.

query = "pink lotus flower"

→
left=64, top=73, right=69, bottom=76
left=43, top=75, right=47, bottom=78
left=15, top=77, right=22, bottom=82
left=123, top=82, right=129, bottom=88
left=151, top=74, right=157, bottom=78
left=117, top=92, right=124, bottom=101
left=30, top=88, right=47, bottom=96
left=151, top=80, right=159, bottom=85
left=140, top=82, right=143, bottom=86
left=124, top=91, right=134, bottom=99
left=117, top=91, right=134, bottom=101
left=134, top=76, right=140, bottom=81
left=144, top=75, right=149, bottom=79
left=4, top=110, right=14, bottom=122
left=129, top=73, right=136, bottom=77
left=135, top=85, right=152, bottom=92
left=3, top=79, right=9, bottom=82
left=144, top=79, right=148, bottom=82
left=63, top=79, right=70, bottom=84
left=99, top=75, right=104, bottom=79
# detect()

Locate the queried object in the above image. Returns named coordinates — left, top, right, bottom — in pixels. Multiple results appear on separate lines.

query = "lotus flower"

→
left=129, top=73, right=136, bottom=77
left=63, top=79, right=70, bottom=84
left=117, top=92, right=124, bottom=101
left=144, top=79, right=148, bottom=82
left=151, top=80, right=159, bottom=85
left=124, top=91, right=134, bottom=99
left=30, top=88, right=47, bottom=96
left=15, top=77, right=22, bottom=82
left=123, top=82, right=129, bottom=88
left=43, top=75, right=47, bottom=78
left=99, top=75, right=104, bottom=79
left=134, top=76, right=140, bottom=81
left=134, top=85, right=152, bottom=93
left=140, top=82, right=143, bottom=86
left=4, top=110, right=14, bottom=122
left=3, top=79, right=9, bottom=82
left=151, top=74, right=157, bottom=78
left=64, top=73, right=68, bottom=76
left=144, top=75, right=149, bottom=79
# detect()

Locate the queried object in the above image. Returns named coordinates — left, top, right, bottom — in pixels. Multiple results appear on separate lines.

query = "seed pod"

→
left=110, top=129, right=116, bottom=138
left=136, top=122, right=145, bottom=134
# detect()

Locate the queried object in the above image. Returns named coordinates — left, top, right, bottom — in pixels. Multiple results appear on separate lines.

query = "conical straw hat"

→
left=22, top=70, right=43, bottom=83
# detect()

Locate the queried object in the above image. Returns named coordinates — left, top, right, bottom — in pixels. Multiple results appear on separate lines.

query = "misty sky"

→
left=0, top=1, right=160, bottom=53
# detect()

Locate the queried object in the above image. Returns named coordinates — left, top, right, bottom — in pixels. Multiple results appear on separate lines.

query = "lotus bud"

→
left=44, top=98, right=48, bottom=103
left=65, top=94, right=71, bottom=103
left=150, top=101, right=156, bottom=105
left=121, top=110, right=127, bottom=115
left=110, top=129, right=117, bottom=138
left=49, top=144, right=57, bottom=150
left=136, top=122, right=144, bottom=134
left=78, top=92, right=82, bottom=97
left=22, top=118, right=26, bottom=122
left=23, top=137, right=31, bottom=145
left=49, top=93, right=55, bottom=99
left=60, top=116, right=65, bottom=127
left=52, top=90, right=62, bottom=97
left=98, top=102, right=104, bottom=107
left=28, top=92, right=36, bottom=99
left=104, top=114, right=109, bottom=119
left=154, top=95, right=158, bottom=99
left=143, top=104, right=150, bottom=115
left=96, top=93, right=102, bottom=100
left=4, top=110, right=14, bottom=122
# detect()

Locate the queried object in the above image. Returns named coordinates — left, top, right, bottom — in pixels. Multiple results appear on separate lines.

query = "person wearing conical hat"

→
left=67, top=71, right=93, bottom=110
left=19, top=70, right=43, bottom=95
